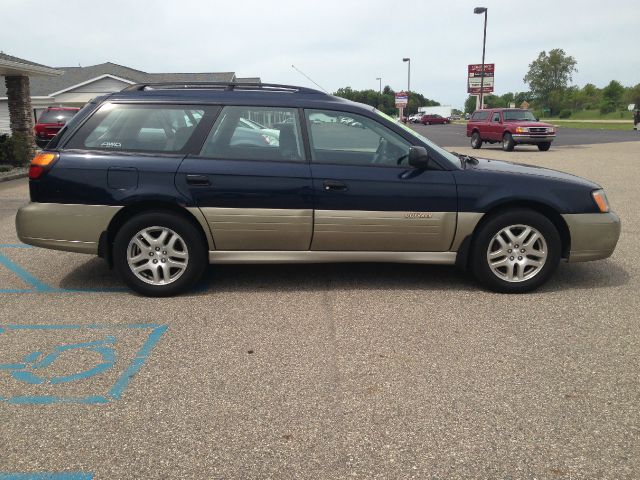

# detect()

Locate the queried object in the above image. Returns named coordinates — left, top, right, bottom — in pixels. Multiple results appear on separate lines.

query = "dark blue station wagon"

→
left=16, top=83, right=620, bottom=296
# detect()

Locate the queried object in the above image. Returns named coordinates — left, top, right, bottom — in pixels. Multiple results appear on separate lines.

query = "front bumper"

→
left=512, top=134, right=556, bottom=144
left=562, top=212, right=621, bottom=262
left=16, top=203, right=122, bottom=254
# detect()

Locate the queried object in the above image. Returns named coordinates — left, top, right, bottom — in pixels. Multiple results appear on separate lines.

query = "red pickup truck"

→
left=466, top=108, right=556, bottom=151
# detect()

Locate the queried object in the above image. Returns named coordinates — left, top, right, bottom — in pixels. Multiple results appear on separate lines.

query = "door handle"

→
left=186, top=174, right=211, bottom=186
left=323, top=180, right=348, bottom=192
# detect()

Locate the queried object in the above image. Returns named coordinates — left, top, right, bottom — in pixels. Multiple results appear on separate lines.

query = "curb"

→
left=0, top=171, right=28, bottom=183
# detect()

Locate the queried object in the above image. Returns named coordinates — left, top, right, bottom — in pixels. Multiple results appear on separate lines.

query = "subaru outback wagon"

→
left=16, top=82, right=620, bottom=296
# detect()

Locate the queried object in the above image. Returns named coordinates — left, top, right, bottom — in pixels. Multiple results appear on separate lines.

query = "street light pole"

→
left=402, top=58, right=410, bottom=93
left=402, top=58, right=410, bottom=120
left=376, top=77, right=382, bottom=96
left=474, top=7, right=488, bottom=109
left=376, top=77, right=382, bottom=109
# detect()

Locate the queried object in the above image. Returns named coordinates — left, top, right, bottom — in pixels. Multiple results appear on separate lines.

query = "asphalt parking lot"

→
left=0, top=139, right=639, bottom=479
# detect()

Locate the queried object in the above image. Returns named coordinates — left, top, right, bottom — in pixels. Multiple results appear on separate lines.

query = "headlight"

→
left=515, top=127, right=529, bottom=133
left=592, top=189, right=610, bottom=213
left=548, top=127, right=555, bottom=133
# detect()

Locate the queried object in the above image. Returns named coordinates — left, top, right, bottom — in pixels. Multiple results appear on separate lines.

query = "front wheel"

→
left=538, top=142, right=551, bottom=151
left=502, top=133, right=515, bottom=151
left=113, top=212, right=207, bottom=297
left=471, top=209, right=561, bottom=293
left=471, top=132, right=482, bottom=149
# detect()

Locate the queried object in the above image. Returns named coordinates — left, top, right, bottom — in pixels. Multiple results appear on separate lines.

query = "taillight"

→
left=29, top=152, right=58, bottom=180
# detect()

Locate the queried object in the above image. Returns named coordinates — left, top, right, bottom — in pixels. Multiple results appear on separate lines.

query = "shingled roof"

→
left=1, top=62, right=245, bottom=97
left=0, top=52, right=62, bottom=78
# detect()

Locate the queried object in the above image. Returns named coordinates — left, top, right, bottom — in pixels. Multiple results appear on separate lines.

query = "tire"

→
left=113, top=211, right=207, bottom=297
left=471, top=132, right=482, bottom=149
left=502, top=132, right=515, bottom=151
left=425, top=121, right=430, bottom=125
left=538, top=142, right=551, bottom=151
left=471, top=209, right=561, bottom=293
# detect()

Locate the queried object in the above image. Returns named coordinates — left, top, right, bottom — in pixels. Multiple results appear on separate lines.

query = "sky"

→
left=2, top=0, right=639, bottom=109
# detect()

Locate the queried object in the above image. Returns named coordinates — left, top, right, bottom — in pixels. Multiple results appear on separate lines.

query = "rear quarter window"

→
left=471, top=111, right=490, bottom=121
left=64, top=103, right=207, bottom=154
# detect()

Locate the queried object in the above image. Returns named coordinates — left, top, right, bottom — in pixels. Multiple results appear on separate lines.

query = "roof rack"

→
left=122, top=82, right=327, bottom=95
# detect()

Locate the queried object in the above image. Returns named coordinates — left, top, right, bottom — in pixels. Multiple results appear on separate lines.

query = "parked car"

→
left=408, top=113, right=423, bottom=123
left=421, top=114, right=450, bottom=125
left=467, top=108, right=556, bottom=151
left=464, top=113, right=471, bottom=120
left=17, top=82, right=620, bottom=296
left=34, top=107, right=80, bottom=148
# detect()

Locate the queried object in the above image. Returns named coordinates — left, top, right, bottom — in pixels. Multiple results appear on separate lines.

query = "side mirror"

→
left=535, top=117, right=539, bottom=121
left=408, top=146, right=430, bottom=169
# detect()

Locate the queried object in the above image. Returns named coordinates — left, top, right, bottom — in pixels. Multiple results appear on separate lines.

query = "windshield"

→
left=503, top=110, right=537, bottom=121
left=373, top=108, right=461, bottom=168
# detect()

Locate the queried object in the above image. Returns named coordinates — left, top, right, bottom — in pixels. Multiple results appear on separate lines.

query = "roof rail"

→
left=122, top=82, right=327, bottom=95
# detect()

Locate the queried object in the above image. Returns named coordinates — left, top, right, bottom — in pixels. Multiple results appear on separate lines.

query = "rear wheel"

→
left=538, top=142, right=551, bottom=151
left=113, top=212, right=207, bottom=296
left=471, top=209, right=561, bottom=293
left=471, top=132, right=482, bottom=149
left=502, top=133, right=515, bottom=151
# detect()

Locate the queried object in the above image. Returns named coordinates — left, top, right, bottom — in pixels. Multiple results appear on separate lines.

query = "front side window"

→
left=306, top=109, right=411, bottom=167
left=199, top=106, right=304, bottom=162
left=492, top=112, right=501, bottom=122
left=66, top=104, right=205, bottom=153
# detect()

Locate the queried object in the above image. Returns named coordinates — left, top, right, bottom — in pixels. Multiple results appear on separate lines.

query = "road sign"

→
left=467, top=64, right=494, bottom=94
left=395, top=91, right=409, bottom=108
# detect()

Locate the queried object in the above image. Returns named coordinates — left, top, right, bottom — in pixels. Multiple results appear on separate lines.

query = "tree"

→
left=600, top=80, right=625, bottom=113
left=333, top=86, right=439, bottom=116
left=464, top=95, right=477, bottom=114
left=523, top=48, right=577, bottom=115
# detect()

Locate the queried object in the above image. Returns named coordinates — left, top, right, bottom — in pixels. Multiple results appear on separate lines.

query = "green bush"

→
left=599, top=102, right=615, bottom=115
left=533, top=109, right=544, bottom=119
left=559, top=109, right=572, bottom=119
left=0, top=133, right=32, bottom=167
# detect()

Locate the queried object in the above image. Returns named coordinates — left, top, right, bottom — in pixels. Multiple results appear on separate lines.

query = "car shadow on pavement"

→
left=542, top=260, right=630, bottom=293
left=58, top=257, right=629, bottom=295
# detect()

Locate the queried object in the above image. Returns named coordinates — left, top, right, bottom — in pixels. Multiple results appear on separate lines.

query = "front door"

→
left=305, top=109, right=457, bottom=252
left=176, top=106, right=313, bottom=250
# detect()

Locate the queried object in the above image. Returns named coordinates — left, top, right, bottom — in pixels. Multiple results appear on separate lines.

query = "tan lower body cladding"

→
left=200, top=207, right=482, bottom=253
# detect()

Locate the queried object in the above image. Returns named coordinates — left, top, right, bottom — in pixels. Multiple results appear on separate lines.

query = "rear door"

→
left=305, top=109, right=457, bottom=252
left=176, top=106, right=313, bottom=251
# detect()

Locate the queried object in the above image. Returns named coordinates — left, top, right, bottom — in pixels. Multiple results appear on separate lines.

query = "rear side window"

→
left=471, top=111, right=490, bottom=121
left=199, top=106, right=304, bottom=162
left=65, top=104, right=205, bottom=153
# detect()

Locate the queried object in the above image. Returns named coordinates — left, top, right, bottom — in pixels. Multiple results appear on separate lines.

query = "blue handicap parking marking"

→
left=0, top=324, right=168, bottom=404
left=0, top=474, right=93, bottom=480
left=0, top=474, right=92, bottom=480
left=0, top=245, right=127, bottom=294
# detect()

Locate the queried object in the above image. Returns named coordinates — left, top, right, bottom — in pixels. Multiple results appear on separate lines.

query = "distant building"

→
left=0, top=61, right=260, bottom=133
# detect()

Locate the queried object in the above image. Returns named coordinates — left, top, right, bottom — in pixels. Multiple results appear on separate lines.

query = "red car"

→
left=420, top=114, right=450, bottom=125
left=34, top=107, right=80, bottom=148
left=466, top=108, right=556, bottom=151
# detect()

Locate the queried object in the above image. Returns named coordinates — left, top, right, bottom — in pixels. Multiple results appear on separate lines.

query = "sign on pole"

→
left=467, top=64, right=495, bottom=94
left=395, top=91, right=409, bottom=108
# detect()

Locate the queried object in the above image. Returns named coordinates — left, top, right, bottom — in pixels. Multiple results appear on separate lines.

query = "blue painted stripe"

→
left=108, top=324, right=168, bottom=400
left=2, top=323, right=160, bottom=330
left=0, top=244, right=34, bottom=248
left=0, top=253, right=53, bottom=292
left=7, top=395, right=109, bottom=405
left=0, top=473, right=93, bottom=479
